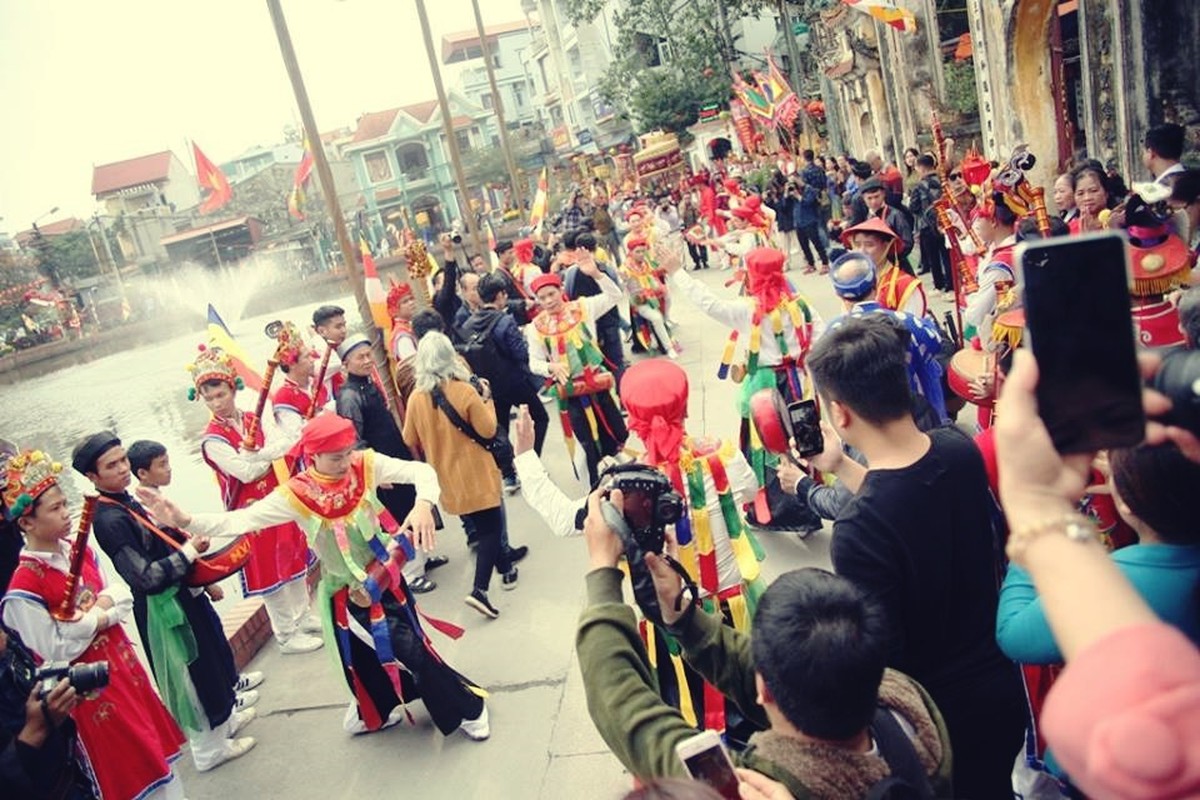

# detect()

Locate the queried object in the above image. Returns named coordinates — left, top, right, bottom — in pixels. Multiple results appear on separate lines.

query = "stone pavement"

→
left=175, top=258, right=953, bottom=799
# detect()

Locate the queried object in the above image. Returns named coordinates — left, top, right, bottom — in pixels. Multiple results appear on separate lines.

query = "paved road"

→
left=176, top=258, right=952, bottom=799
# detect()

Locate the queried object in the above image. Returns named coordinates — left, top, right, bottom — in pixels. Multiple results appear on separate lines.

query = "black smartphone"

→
left=787, top=399, right=824, bottom=458
left=1018, top=231, right=1145, bottom=454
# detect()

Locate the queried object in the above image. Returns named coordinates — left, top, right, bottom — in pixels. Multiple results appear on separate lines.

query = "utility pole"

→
left=471, top=0, right=526, bottom=219
left=415, top=0, right=486, bottom=257
left=777, top=0, right=813, bottom=145
left=264, top=0, right=402, bottom=410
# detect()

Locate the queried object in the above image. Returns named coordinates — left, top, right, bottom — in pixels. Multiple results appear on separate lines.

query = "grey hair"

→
left=413, top=331, right=471, bottom=394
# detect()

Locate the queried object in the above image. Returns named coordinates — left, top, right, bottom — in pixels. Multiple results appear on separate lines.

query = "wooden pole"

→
left=264, top=0, right=401, bottom=411
left=415, top=0, right=486, bottom=257
left=470, top=0, right=525, bottom=220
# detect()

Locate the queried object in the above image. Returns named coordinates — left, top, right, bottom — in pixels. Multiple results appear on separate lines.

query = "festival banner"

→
left=729, top=98, right=757, bottom=155
left=529, top=167, right=549, bottom=235
left=193, top=143, right=233, bottom=214
left=360, top=237, right=391, bottom=335
left=288, top=135, right=316, bottom=220
left=206, top=304, right=264, bottom=392
left=765, top=51, right=801, bottom=128
left=841, top=0, right=917, bottom=33
left=731, top=71, right=774, bottom=123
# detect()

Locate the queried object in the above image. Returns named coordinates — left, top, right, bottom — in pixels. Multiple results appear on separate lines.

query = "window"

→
left=567, top=46, right=583, bottom=76
left=482, top=92, right=493, bottom=110
left=492, top=51, right=502, bottom=69
left=396, top=143, right=429, bottom=180
left=363, top=150, right=392, bottom=183
left=492, top=135, right=500, bottom=149
left=512, top=83, right=525, bottom=108
left=455, top=129, right=472, bottom=153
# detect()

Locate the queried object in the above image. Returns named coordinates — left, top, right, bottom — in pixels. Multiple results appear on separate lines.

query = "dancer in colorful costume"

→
left=137, top=414, right=491, bottom=740
left=841, top=216, right=927, bottom=317
left=387, top=281, right=419, bottom=363
left=665, top=246, right=822, bottom=532
left=190, top=345, right=320, bottom=655
left=526, top=266, right=628, bottom=487
left=621, top=236, right=678, bottom=357
left=75, top=431, right=254, bottom=773
left=273, top=322, right=326, bottom=436
left=619, top=359, right=766, bottom=742
left=2, top=450, right=188, bottom=798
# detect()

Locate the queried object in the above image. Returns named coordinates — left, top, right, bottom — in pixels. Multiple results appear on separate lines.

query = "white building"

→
left=520, top=0, right=632, bottom=153
left=444, top=20, right=538, bottom=130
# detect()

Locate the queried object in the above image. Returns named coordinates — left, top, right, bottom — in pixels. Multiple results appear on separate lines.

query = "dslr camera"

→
left=601, top=465, right=683, bottom=556
left=1152, top=348, right=1200, bottom=435
left=3, top=628, right=109, bottom=699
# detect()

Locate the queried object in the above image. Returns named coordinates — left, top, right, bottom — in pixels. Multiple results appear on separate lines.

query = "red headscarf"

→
left=300, top=413, right=357, bottom=456
left=626, top=235, right=648, bottom=253
left=514, top=238, right=535, bottom=263
left=745, top=247, right=789, bottom=313
left=620, top=359, right=688, bottom=469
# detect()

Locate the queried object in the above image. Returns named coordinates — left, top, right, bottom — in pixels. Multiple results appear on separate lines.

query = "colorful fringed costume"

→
left=184, top=418, right=486, bottom=735
left=621, top=360, right=765, bottom=742
left=527, top=271, right=628, bottom=486
left=622, top=237, right=677, bottom=355
left=1126, top=211, right=1190, bottom=349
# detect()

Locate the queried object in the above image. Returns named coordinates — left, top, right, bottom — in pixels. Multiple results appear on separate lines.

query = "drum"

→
left=948, top=348, right=994, bottom=407
left=554, top=369, right=615, bottom=399
left=749, top=388, right=792, bottom=455
left=187, top=535, right=254, bottom=587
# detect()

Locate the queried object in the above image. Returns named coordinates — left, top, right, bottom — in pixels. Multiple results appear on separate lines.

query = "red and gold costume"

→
left=1, top=451, right=185, bottom=800
left=841, top=216, right=927, bottom=317
left=1127, top=219, right=1190, bottom=348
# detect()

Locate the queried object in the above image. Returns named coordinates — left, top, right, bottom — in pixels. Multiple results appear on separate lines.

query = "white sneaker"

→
left=459, top=705, right=490, bottom=741
left=279, top=632, right=324, bottom=654
left=343, top=702, right=406, bottom=735
left=229, top=707, right=257, bottom=736
left=235, top=672, right=264, bottom=692
left=300, top=614, right=323, bottom=634
left=196, top=736, right=256, bottom=772
left=234, top=690, right=259, bottom=711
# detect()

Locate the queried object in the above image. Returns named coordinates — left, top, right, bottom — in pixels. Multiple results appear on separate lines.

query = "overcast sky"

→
left=0, top=0, right=529, bottom=233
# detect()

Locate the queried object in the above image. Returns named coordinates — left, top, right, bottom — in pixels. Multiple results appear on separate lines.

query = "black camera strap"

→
left=430, top=385, right=499, bottom=453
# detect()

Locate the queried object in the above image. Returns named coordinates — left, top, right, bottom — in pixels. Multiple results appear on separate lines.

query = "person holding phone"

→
left=806, top=316, right=1026, bottom=799
left=576, top=488, right=952, bottom=797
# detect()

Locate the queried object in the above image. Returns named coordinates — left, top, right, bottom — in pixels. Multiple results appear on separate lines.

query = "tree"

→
left=563, top=0, right=772, bottom=136
left=46, top=231, right=103, bottom=283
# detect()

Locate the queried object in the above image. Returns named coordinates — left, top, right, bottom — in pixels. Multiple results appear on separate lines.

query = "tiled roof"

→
left=351, top=109, right=401, bottom=143
left=91, top=151, right=175, bottom=196
left=400, top=100, right=440, bottom=124
left=441, top=20, right=528, bottom=63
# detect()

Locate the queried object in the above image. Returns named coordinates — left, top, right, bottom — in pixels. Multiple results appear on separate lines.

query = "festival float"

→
left=633, top=131, right=688, bottom=189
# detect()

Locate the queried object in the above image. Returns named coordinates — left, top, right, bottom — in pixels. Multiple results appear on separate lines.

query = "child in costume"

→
left=190, top=345, right=321, bottom=655
left=1, top=450, right=189, bottom=799
left=620, top=236, right=679, bottom=358
left=136, top=414, right=491, bottom=740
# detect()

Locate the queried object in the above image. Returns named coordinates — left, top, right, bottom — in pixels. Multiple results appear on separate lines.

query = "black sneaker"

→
left=464, top=589, right=499, bottom=619
left=503, top=475, right=521, bottom=495
left=505, top=545, right=529, bottom=565
left=501, top=568, right=518, bottom=590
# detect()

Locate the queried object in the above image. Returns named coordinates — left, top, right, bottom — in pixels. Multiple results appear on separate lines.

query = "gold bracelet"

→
left=1006, top=513, right=1100, bottom=564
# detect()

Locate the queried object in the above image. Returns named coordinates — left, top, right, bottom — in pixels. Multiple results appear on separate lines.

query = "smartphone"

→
left=1018, top=231, right=1145, bottom=453
left=675, top=730, right=740, bottom=800
left=787, top=399, right=824, bottom=458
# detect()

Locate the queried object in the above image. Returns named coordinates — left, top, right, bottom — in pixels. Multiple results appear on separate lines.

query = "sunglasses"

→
left=949, top=172, right=963, bottom=180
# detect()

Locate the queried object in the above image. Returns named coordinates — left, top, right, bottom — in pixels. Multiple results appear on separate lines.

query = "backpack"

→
left=864, top=706, right=935, bottom=799
left=456, top=311, right=522, bottom=399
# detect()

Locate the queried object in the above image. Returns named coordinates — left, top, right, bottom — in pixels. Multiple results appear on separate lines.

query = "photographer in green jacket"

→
left=575, top=489, right=954, bottom=799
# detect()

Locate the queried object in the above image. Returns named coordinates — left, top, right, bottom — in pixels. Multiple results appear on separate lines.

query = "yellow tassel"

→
left=730, top=535, right=761, bottom=582
left=693, top=505, right=715, bottom=558
left=748, top=325, right=761, bottom=355
left=770, top=308, right=783, bottom=335
left=671, top=653, right=698, bottom=727
left=727, top=593, right=750, bottom=634
left=720, top=336, right=737, bottom=366
left=584, top=405, right=599, bottom=440
left=645, top=616, right=658, bottom=669
left=678, top=542, right=700, bottom=583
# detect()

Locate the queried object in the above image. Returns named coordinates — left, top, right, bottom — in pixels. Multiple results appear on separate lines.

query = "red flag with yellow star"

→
left=193, top=142, right=233, bottom=214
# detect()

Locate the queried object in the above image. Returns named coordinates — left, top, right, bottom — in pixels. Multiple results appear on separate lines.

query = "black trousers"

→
left=686, top=240, right=709, bottom=268
left=595, top=323, right=626, bottom=388
left=919, top=227, right=952, bottom=291
left=345, top=592, right=483, bottom=734
left=796, top=223, right=828, bottom=266
left=492, top=387, right=550, bottom=480
left=461, top=505, right=510, bottom=592
left=567, top=390, right=628, bottom=487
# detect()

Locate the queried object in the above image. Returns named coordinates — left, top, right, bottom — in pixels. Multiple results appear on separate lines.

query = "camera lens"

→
left=452, top=233, right=463, bottom=244
left=1152, top=349, right=1200, bottom=435
left=68, top=662, right=110, bottom=694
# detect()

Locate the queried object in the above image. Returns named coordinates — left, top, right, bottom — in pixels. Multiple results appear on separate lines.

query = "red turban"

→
left=620, top=359, right=688, bottom=467
left=514, top=238, right=535, bottom=263
left=386, top=281, right=412, bottom=317
left=300, top=413, right=357, bottom=456
left=745, top=247, right=789, bottom=312
left=626, top=235, right=648, bottom=253
left=530, top=272, right=562, bottom=294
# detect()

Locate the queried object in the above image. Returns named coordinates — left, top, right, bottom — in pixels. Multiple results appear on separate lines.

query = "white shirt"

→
left=668, top=269, right=824, bottom=368
left=185, top=454, right=440, bottom=540
left=1, top=543, right=133, bottom=664
left=526, top=273, right=623, bottom=377
left=202, top=412, right=298, bottom=484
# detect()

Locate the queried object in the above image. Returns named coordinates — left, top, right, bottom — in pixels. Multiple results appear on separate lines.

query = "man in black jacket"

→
left=561, top=232, right=626, bottom=387
left=336, top=336, right=445, bottom=593
left=460, top=273, right=549, bottom=494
